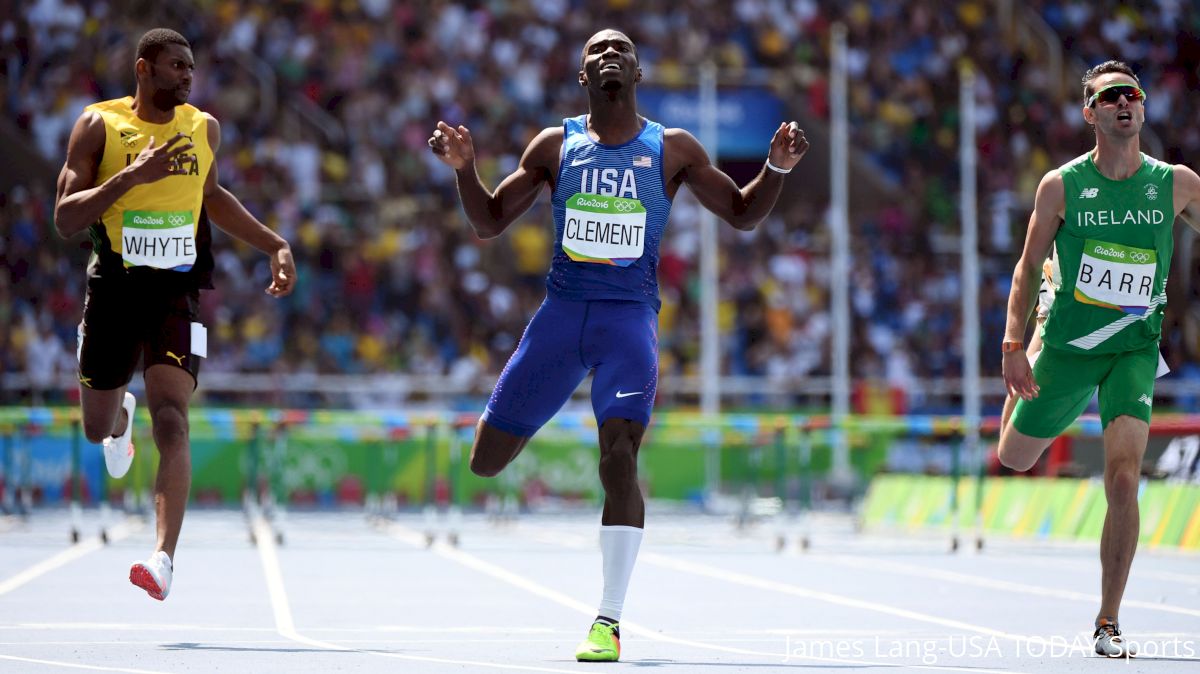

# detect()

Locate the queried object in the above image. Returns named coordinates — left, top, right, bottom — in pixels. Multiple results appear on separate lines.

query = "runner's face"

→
left=1085, top=72, right=1143, bottom=139
left=147, top=44, right=195, bottom=109
left=580, top=32, right=639, bottom=92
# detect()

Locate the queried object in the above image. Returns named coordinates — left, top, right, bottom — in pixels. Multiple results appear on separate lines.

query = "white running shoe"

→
left=130, top=551, right=172, bottom=601
left=1094, top=617, right=1136, bottom=657
left=102, top=392, right=136, bottom=478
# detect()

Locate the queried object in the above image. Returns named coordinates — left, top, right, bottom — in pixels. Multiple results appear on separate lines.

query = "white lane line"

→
left=0, top=623, right=559, bottom=633
left=251, top=517, right=588, bottom=674
left=0, top=520, right=138, bottom=597
left=0, top=654, right=170, bottom=674
left=0, top=623, right=277, bottom=632
left=640, top=551, right=1031, bottom=641
left=518, top=527, right=1035, bottom=643
left=383, top=523, right=1034, bottom=674
left=1006, top=556, right=1200, bottom=586
left=822, top=554, right=1200, bottom=618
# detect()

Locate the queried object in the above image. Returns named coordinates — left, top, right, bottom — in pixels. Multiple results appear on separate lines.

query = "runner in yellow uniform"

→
left=54, top=28, right=296, bottom=601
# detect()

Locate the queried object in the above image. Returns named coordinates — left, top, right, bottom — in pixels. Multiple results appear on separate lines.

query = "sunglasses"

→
left=1086, top=83, right=1146, bottom=107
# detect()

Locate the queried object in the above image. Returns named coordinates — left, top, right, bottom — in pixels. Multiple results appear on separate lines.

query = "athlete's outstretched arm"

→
left=201, top=114, right=295, bottom=297
left=667, top=122, right=808, bottom=231
left=54, top=112, right=194, bottom=238
left=1174, top=164, right=1200, bottom=233
left=427, top=121, right=560, bottom=239
left=1003, top=171, right=1063, bottom=401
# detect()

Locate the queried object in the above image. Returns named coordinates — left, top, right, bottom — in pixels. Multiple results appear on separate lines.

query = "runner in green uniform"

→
left=998, top=60, right=1200, bottom=657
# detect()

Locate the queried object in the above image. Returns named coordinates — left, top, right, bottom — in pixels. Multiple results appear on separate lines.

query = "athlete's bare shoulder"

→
left=201, top=112, right=221, bottom=148
left=1171, top=163, right=1200, bottom=196
left=662, top=127, right=703, bottom=158
left=61, top=110, right=106, bottom=170
left=526, top=126, right=564, bottom=157
left=521, top=126, right=565, bottom=180
left=1034, top=168, right=1066, bottom=220
left=660, top=127, right=707, bottom=183
left=1172, top=163, right=1200, bottom=226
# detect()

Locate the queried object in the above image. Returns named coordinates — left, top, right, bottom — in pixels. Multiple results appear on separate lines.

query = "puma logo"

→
left=165, top=351, right=186, bottom=367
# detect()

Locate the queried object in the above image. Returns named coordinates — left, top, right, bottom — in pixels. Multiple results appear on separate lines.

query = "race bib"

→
left=1074, top=239, right=1155, bottom=315
left=562, top=193, right=646, bottom=267
left=122, top=210, right=196, bottom=270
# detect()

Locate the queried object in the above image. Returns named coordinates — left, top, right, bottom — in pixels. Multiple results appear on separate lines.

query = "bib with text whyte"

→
left=121, top=210, right=197, bottom=270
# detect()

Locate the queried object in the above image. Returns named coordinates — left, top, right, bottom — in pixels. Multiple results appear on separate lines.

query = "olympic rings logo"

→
left=167, top=215, right=187, bottom=226
left=614, top=201, right=638, bottom=213
left=1129, top=252, right=1151, bottom=263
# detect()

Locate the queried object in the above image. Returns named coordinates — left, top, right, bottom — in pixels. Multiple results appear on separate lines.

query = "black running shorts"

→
left=76, top=275, right=203, bottom=390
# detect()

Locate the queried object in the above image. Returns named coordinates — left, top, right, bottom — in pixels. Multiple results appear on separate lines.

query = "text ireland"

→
left=1075, top=209, right=1165, bottom=227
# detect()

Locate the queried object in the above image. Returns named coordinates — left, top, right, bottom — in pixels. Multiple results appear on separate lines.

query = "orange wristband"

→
left=1001, top=340, right=1024, bottom=353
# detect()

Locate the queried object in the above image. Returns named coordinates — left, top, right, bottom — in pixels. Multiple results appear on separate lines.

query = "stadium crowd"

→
left=2, top=0, right=1197, bottom=411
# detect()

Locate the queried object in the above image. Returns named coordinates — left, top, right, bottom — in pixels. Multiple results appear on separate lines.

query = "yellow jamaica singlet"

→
left=86, top=96, right=214, bottom=281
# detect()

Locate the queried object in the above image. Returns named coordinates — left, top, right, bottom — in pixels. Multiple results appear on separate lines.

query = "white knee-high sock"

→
left=598, top=525, right=643, bottom=622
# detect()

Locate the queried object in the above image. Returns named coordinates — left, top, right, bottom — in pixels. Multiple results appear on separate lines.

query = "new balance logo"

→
left=615, top=390, right=642, bottom=398
left=1138, top=394, right=1153, bottom=407
left=1080, top=188, right=1099, bottom=198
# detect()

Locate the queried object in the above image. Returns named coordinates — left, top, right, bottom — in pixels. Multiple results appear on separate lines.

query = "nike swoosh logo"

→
left=570, top=157, right=594, bottom=167
left=615, top=391, right=642, bottom=398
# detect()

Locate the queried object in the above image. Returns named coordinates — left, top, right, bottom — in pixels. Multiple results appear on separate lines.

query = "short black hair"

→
left=1082, top=60, right=1139, bottom=105
left=136, top=28, right=190, bottom=64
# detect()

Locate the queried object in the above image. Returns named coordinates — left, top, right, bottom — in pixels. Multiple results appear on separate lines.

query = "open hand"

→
left=126, top=133, right=194, bottom=185
left=1002, top=351, right=1039, bottom=401
left=768, top=122, right=809, bottom=171
left=428, top=121, right=475, bottom=170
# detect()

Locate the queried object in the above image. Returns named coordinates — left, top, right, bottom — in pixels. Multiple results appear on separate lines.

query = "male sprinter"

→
left=999, top=60, right=1200, bottom=656
left=429, top=28, right=807, bottom=661
left=54, top=29, right=295, bottom=600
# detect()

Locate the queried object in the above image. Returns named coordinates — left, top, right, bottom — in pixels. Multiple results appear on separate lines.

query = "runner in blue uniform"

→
left=428, top=28, right=808, bottom=662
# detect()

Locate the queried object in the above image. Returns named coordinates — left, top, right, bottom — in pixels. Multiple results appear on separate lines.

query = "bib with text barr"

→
left=85, top=97, right=213, bottom=273
left=548, top=115, right=672, bottom=311
left=1042, top=152, right=1174, bottom=354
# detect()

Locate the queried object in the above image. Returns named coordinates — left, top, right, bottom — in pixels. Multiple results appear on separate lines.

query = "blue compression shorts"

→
left=482, top=296, right=659, bottom=437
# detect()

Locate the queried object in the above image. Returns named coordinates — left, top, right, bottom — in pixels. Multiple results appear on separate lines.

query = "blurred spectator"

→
left=3, top=0, right=1197, bottom=412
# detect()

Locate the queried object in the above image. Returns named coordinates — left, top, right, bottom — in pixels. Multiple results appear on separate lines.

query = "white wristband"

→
left=766, top=159, right=792, bottom=174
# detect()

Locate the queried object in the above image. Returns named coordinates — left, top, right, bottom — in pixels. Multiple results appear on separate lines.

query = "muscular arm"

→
left=1174, top=164, right=1200, bottom=233
left=666, top=122, right=807, bottom=231
left=1005, top=172, right=1063, bottom=344
left=448, top=125, right=559, bottom=240
left=1002, top=171, right=1063, bottom=399
left=202, top=114, right=294, bottom=296
left=54, top=112, right=131, bottom=238
left=666, top=129, right=784, bottom=231
left=202, top=115, right=287, bottom=254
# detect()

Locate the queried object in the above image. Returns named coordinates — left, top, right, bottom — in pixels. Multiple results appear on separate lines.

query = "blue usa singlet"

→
left=481, top=115, right=671, bottom=437
left=547, top=114, right=672, bottom=311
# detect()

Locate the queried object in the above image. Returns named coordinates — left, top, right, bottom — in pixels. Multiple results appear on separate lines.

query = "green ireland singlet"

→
left=1043, top=152, right=1174, bottom=354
